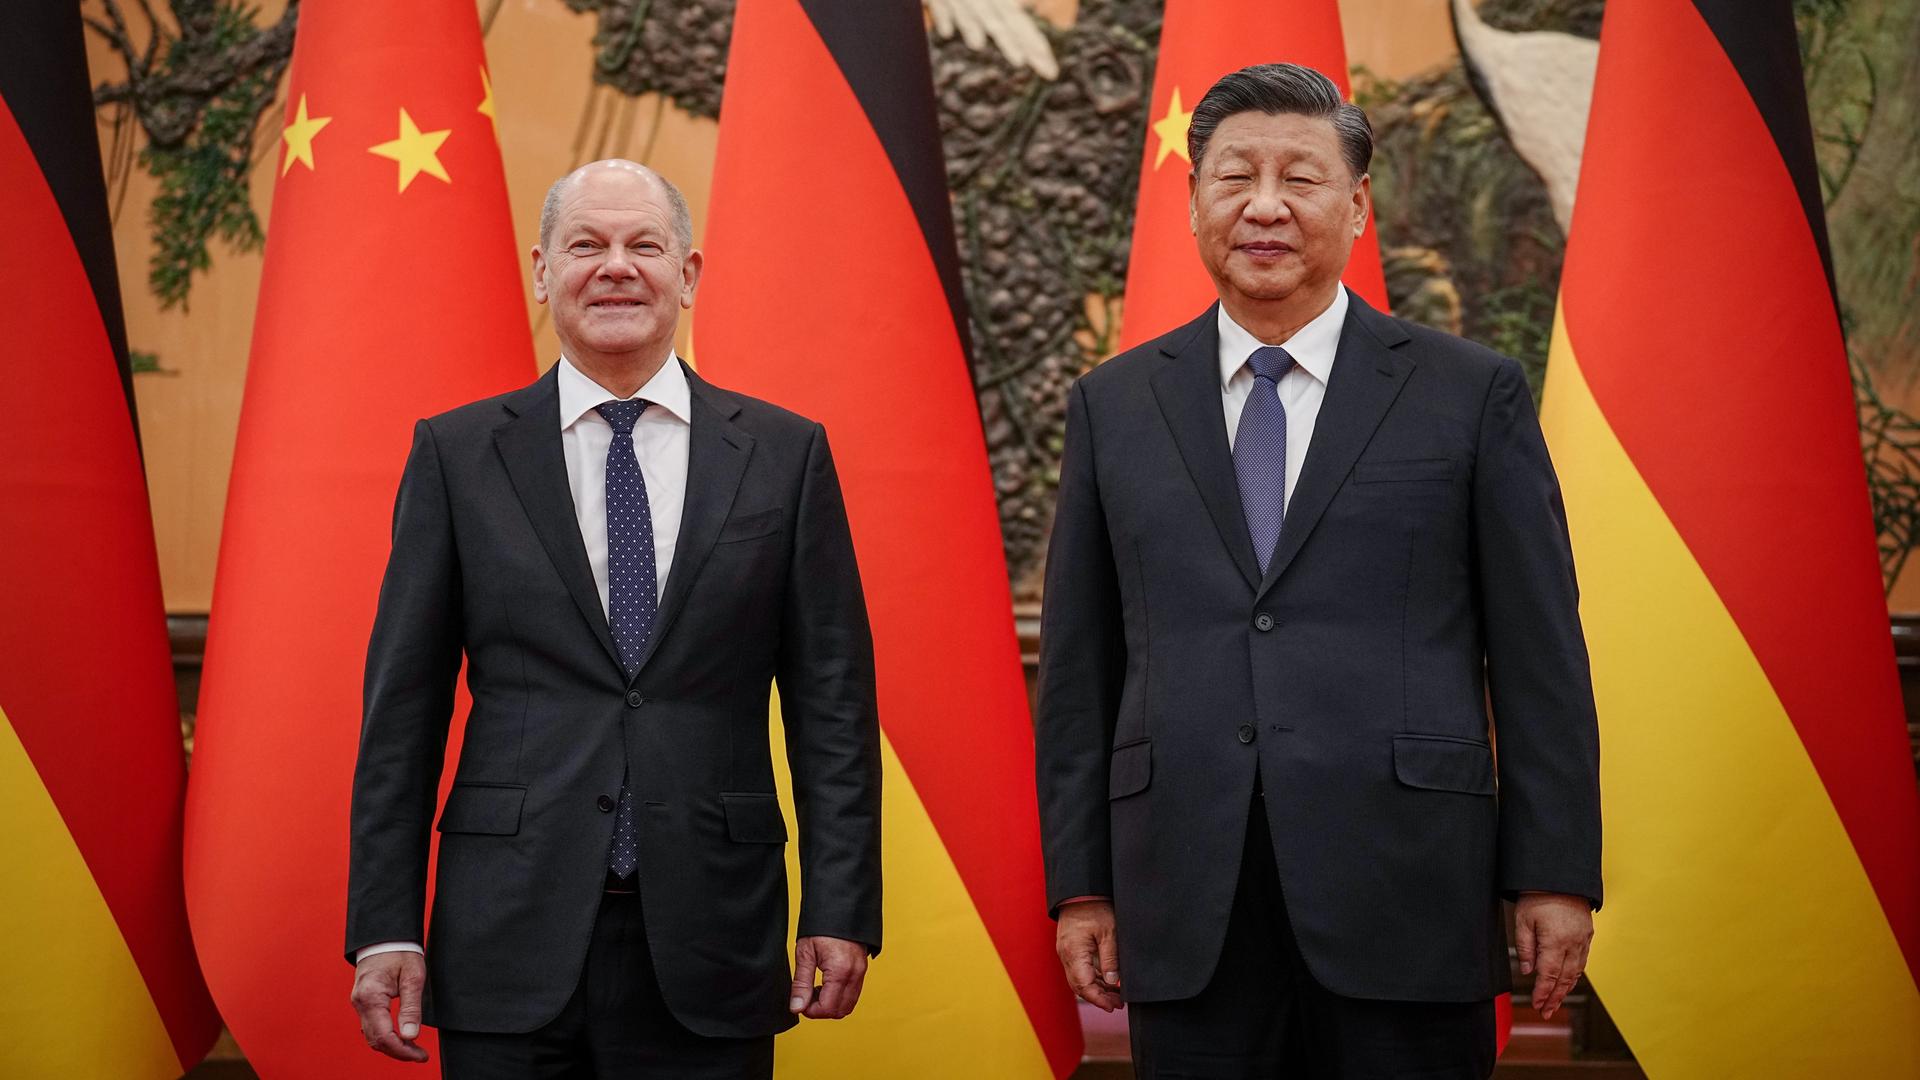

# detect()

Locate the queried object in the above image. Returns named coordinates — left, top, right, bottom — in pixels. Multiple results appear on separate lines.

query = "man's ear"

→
left=679, top=248, right=705, bottom=309
left=1187, top=170, right=1199, bottom=235
left=530, top=245, right=551, bottom=304
left=1350, top=173, right=1372, bottom=239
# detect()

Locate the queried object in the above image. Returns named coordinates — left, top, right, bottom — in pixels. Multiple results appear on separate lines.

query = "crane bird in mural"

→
left=926, top=0, right=1060, bottom=79
left=1450, top=0, right=1599, bottom=231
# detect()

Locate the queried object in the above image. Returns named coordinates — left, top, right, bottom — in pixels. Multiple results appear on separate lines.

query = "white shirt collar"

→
left=1216, top=285, right=1350, bottom=390
left=556, top=352, right=692, bottom=430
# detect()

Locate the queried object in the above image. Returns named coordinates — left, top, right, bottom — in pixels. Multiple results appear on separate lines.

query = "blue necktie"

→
left=1233, top=346, right=1295, bottom=574
left=597, top=399, right=657, bottom=880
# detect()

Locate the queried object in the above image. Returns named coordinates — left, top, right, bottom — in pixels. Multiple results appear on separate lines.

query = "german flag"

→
left=0, top=6, right=221, bottom=1076
left=1117, top=0, right=1388, bottom=349
left=182, top=3, right=533, bottom=1075
left=1539, top=1, right=1920, bottom=1073
left=696, top=1, right=1081, bottom=1075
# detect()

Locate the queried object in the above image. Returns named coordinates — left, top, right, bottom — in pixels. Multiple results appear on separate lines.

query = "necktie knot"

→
left=1248, top=346, right=1294, bottom=384
left=596, top=399, right=650, bottom=435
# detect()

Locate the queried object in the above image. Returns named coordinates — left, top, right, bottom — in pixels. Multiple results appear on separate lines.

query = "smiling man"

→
left=346, top=160, right=882, bottom=1078
left=1035, top=65, right=1602, bottom=1078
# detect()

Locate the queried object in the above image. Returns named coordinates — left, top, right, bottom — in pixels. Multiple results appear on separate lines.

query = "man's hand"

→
left=791, top=936, right=869, bottom=1019
left=1515, top=892, right=1593, bottom=1020
left=350, top=951, right=429, bottom=1063
left=1055, top=899, right=1122, bottom=1012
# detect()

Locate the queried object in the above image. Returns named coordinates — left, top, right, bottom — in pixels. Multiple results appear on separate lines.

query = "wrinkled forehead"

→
left=1203, top=111, right=1345, bottom=166
left=555, top=173, right=675, bottom=236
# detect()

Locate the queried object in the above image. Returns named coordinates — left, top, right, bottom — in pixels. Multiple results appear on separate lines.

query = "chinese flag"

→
left=1118, top=0, right=1387, bottom=349
left=1540, top=0, right=1920, bottom=1074
left=697, top=1, right=1081, bottom=1076
left=183, top=3, right=533, bottom=1076
left=0, top=6, right=220, bottom=1076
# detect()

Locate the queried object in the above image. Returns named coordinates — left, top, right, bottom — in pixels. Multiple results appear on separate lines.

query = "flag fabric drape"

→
left=696, top=1, right=1082, bottom=1075
left=1540, top=1, right=1920, bottom=1074
left=183, top=4, right=534, bottom=1076
left=0, top=7, right=221, bottom=1077
left=1118, top=0, right=1389, bottom=349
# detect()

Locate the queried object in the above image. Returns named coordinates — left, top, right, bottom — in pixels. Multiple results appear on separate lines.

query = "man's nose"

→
left=598, top=247, right=640, bottom=279
left=1243, top=179, right=1290, bottom=224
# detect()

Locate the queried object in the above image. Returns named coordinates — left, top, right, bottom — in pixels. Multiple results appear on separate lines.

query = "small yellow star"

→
left=477, top=67, right=497, bottom=140
left=279, top=93, right=332, bottom=177
left=368, top=107, right=452, bottom=193
left=1152, top=86, right=1193, bottom=170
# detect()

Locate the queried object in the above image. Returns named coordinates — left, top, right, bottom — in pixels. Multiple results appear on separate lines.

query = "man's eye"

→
left=634, top=242, right=661, bottom=254
left=569, top=242, right=598, bottom=254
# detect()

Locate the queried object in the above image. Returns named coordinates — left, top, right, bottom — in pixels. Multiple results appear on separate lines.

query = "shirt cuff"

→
left=355, top=941, right=425, bottom=963
left=1057, top=895, right=1111, bottom=906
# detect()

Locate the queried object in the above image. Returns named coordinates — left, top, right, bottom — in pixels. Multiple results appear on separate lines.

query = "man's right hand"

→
left=350, top=951, right=429, bottom=1063
left=1055, top=899, right=1122, bottom=1012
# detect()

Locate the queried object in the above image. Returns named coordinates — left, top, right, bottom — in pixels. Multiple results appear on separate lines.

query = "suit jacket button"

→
left=626, top=690, right=644, bottom=708
left=597, top=794, right=616, bottom=812
left=1253, top=613, right=1275, bottom=632
left=1238, top=724, right=1256, bottom=744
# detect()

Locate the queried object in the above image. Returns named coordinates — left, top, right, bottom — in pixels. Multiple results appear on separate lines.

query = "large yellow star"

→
left=1152, top=86, right=1193, bottom=170
left=477, top=67, right=497, bottom=140
left=279, top=93, right=331, bottom=177
left=368, top=108, right=452, bottom=193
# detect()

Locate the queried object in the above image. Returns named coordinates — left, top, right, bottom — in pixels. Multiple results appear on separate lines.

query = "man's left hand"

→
left=1514, top=892, right=1593, bottom=1020
left=790, top=936, right=869, bottom=1020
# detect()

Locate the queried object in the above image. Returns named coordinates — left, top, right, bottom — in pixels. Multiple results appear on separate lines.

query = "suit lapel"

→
left=1149, top=306, right=1262, bottom=591
left=633, top=362, right=754, bottom=675
left=1256, top=291, right=1415, bottom=600
left=493, top=366, right=624, bottom=673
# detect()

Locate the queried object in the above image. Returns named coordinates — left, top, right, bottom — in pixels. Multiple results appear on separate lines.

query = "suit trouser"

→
left=437, top=889, right=775, bottom=1080
left=1128, top=800, right=1497, bottom=1080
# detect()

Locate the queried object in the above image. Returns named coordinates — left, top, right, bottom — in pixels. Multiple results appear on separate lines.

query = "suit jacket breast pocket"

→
left=715, top=506, right=784, bottom=544
left=1351, top=458, right=1455, bottom=484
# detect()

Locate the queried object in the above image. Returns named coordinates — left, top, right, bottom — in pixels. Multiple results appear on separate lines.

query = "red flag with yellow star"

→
left=1118, top=0, right=1388, bottom=348
left=0, top=5, right=220, bottom=1075
left=183, top=3, right=532, bottom=1075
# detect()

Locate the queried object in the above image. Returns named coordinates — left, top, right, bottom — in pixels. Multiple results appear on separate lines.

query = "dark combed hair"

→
left=1186, top=62, right=1374, bottom=179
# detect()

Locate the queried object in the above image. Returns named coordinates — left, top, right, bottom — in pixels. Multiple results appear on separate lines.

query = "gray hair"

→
left=1187, top=63, right=1373, bottom=180
left=538, top=162, right=695, bottom=253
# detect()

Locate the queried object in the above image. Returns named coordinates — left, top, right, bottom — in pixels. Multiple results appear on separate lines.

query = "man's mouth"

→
left=589, top=298, right=645, bottom=308
left=1237, top=241, right=1294, bottom=257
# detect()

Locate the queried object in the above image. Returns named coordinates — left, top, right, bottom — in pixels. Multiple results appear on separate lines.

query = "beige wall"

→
left=101, top=0, right=1463, bottom=612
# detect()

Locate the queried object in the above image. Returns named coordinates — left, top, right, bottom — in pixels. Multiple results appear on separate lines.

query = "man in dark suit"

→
left=346, top=159, right=881, bottom=1078
left=1036, top=64, right=1601, bottom=1078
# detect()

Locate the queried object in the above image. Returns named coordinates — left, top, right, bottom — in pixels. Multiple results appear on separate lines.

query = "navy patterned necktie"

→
left=597, top=398, right=656, bottom=879
left=1233, top=346, right=1296, bottom=574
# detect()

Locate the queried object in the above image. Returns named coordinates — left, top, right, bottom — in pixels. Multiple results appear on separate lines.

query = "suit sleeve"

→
left=1473, top=357, right=1604, bottom=908
left=346, top=419, right=464, bottom=960
left=777, top=422, right=884, bottom=954
left=1034, top=378, right=1126, bottom=915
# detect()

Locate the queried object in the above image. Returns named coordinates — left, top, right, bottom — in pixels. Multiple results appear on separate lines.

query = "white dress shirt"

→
left=556, top=353, right=691, bottom=613
left=354, top=353, right=693, bottom=965
left=1218, top=285, right=1349, bottom=514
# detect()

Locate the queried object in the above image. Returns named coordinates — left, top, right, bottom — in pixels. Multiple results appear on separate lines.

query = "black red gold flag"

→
left=0, top=5, right=221, bottom=1076
left=1540, top=1, right=1920, bottom=1073
left=698, top=1, right=1083, bottom=1075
